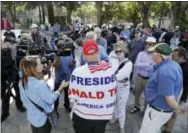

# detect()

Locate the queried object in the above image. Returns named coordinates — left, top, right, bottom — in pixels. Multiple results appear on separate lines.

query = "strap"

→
left=28, top=97, right=45, bottom=112
left=115, top=60, right=130, bottom=75
left=22, top=79, right=45, bottom=113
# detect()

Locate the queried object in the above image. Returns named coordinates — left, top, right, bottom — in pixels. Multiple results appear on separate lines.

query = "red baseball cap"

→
left=83, top=40, right=99, bottom=55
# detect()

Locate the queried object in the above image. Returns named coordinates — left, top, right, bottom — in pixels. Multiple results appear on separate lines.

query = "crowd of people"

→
left=1, top=21, right=188, bottom=133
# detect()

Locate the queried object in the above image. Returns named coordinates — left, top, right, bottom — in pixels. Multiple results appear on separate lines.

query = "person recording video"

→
left=53, top=37, right=76, bottom=115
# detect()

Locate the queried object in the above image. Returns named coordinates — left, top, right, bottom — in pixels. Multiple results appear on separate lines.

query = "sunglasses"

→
left=134, top=32, right=139, bottom=34
left=115, top=50, right=123, bottom=54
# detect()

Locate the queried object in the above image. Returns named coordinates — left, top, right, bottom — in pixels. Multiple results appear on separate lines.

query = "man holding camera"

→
left=54, top=37, right=76, bottom=114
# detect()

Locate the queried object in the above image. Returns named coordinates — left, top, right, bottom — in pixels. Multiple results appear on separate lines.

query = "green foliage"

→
left=150, top=2, right=171, bottom=19
left=73, top=2, right=97, bottom=19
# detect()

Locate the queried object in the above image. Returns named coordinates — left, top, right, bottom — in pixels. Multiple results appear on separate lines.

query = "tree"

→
left=138, top=1, right=152, bottom=27
left=150, top=2, right=171, bottom=28
left=123, top=2, right=141, bottom=26
left=47, top=2, right=55, bottom=25
left=41, top=2, right=46, bottom=24
left=73, top=2, right=97, bottom=22
left=38, top=3, right=42, bottom=24
left=1, top=1, right=24, bottom=24
left=95, top=2, right=103, bottom=27
left=58, top=2, right=80, bottom=24
left=171, top=2, right=188, bottom=30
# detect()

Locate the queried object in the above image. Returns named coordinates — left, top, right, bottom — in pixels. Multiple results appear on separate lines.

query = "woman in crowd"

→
left=109, top=41, right=133, bottom=133
left=18, top=55, right=69, bottom=133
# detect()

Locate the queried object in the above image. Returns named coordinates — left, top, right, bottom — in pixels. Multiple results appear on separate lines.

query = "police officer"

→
left=1, top=42, right=26, bottom=122
left=54, top=37, right=76, bottom=114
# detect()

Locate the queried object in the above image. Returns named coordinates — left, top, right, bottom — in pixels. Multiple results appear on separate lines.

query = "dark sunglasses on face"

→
left=134, top=32, right=139, bottom=34
left=115, top=50, right=123, bottom=54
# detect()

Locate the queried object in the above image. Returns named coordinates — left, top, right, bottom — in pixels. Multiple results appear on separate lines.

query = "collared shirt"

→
left=145, top=59, right=183, bottom=111
left=128, top=39, right=145, bottom=64
left=96, top=38, right=107, bottom=52
left=80, top=45, right=109, bottom=65
left=55, top=55, right=75, bottom=83
left=135, top=51, right=155, bottom=78
left=120, top=30, right=130, bottom=41
left=19, top=77, right=61, bottom=127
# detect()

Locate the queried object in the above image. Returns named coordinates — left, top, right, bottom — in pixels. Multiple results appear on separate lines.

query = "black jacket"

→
left=180, top=60, right=188, bottom=102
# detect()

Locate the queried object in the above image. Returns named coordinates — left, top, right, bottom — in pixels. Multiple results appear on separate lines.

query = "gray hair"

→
left=86, top=31, right=97, bottom=41
left=94, top=27, right=101, bottom=33
left=114, top=41, right=129, bottom=55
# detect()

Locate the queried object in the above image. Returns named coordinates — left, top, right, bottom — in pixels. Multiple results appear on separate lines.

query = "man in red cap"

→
left=69, top=40, right=117, bottom=133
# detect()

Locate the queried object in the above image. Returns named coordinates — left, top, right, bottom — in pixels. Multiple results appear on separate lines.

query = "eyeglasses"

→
left=134, top=32, right=139, bottom=34
left=115, top=50, right=123, bottom=54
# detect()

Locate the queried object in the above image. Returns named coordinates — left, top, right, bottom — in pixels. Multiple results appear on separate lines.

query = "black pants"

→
left=1, top=74, right=23, bottom=116
left=54, top=83, right=70, bottom=112
left=73, top=113, right=108, bottom=133
left=31, top=119, right=52, bottom=133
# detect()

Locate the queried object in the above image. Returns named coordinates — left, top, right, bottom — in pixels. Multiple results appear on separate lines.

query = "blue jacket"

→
left=19, top=77, right=60, bottom=127
left=55, top=55, right=75, bottom=83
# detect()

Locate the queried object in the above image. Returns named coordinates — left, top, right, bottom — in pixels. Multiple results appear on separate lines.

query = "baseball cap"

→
left=83, top=40, right=99, bottom=55
left=148, top=43, right=172, bottom=56
left=146, top=37, right=156, bottom=43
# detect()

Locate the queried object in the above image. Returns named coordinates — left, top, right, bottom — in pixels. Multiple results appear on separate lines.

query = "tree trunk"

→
left=139, top=2, right=152, bottom=27
left=158, top=2, right=165, bottom=28
left=38, top=4, right=42, bottom=24
left=95, top=2, right=103, bottom=27
left=47, top=2, right=55, bottom=25
left=8, top=7, right=14, bottom=22
left=67, top=7, right=72, bottom=24
left=41, top=3, right=45, bottom=24
left=13, top=2, right=16, bottom=25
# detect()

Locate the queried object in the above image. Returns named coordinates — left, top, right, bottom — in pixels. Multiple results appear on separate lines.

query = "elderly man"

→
left=162, top=47, right=188, bottom=133
left=80, top=31, right=109, bottom=65
left=130, top=37, right=156, bottom=113
left=139, top=43, right=183, bottom=133
left=94, top=27, right=107, bottom=52
left=69, top=40, right=117, bottom=133
left=30, top=23, right=48, bottom=48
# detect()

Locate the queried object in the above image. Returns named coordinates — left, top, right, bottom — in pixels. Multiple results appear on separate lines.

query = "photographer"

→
left=1, top=42, right=26, bottom=122
left=54, top=38, right=76, bottom=114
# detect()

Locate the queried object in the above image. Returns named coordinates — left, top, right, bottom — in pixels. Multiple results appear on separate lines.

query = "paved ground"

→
left=1, top=48, right=188, bottom=133
left=2, top=92, right=188, bottom=133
